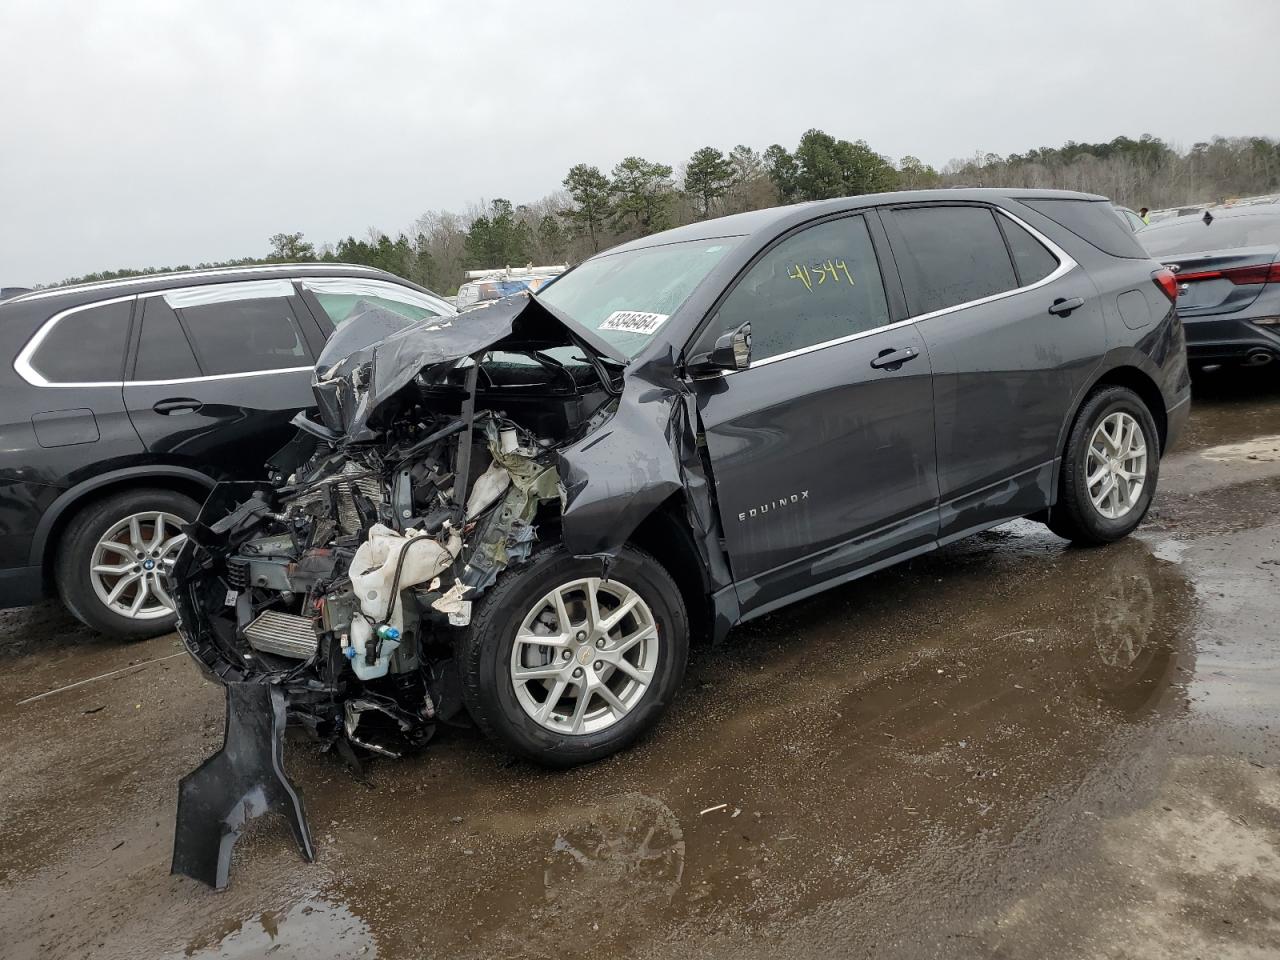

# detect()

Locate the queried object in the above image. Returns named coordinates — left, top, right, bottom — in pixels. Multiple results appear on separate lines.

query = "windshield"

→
left=537, top=237, right=742, bottom=358
left=1139, top=212, right=1280, bottom=257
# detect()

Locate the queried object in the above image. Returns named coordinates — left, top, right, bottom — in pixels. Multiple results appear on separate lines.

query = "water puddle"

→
left=176, top=897, right=376, bottom=959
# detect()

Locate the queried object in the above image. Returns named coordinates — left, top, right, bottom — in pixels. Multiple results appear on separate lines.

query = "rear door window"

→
left=708, top=215, right=890, bottom=362
left=889, top=206, right=1018, bottom=315
left=27, top=298, right=132, bottom=384
left=163, top=280, right=311, bottom=376
left=997, top=215, right=1060, bottom=286
left=133, top=298, right=201, bottom=380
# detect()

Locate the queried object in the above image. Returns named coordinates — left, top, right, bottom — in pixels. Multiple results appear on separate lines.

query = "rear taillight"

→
left=1173, top=261, right=1280, bottom=285
left=1153, top=268, right=1178, bottom=302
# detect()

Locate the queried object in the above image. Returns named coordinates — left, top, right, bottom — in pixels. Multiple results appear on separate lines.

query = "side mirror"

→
left=690, top=322, right=751, bottom=374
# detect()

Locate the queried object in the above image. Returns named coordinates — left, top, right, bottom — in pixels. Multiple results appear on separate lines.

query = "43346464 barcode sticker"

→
left=599, top=310, right=669, bottom=335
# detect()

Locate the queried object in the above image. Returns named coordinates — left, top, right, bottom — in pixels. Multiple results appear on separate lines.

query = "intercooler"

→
left=243, top=610, right=319, bottom=659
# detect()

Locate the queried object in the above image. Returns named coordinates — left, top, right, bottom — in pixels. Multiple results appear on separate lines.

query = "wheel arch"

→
left=622, top=492, right=715, bottom=644
left=31, top=466, right=215, bottom=582
left=1045, top=362, right=1168, bottom=515
left=1078, top=365, right=1169, bottom=454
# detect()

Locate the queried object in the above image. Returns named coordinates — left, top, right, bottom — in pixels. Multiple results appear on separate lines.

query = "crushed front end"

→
left=169, top=296, right=622, bottom=887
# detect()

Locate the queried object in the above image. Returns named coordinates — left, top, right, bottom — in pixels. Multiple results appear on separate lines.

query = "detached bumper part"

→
left=172, top=682, right=314, bottom=889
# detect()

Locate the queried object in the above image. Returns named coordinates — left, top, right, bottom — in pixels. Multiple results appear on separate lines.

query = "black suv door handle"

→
left=1048, top=296, right=1085, bottom=317
left=870, top=346, right=920, bottom=370
left=152, top=397, right=202, bottom=416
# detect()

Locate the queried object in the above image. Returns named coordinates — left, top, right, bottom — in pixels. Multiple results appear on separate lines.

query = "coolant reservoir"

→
left=347, top=524, right=458, bottom=680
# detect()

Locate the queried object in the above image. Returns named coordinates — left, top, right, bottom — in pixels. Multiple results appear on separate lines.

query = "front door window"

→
left=702, top=215, right=891, bottom=363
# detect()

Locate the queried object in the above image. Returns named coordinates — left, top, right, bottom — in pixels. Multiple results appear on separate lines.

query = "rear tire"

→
left=1047, top=386, right=1159, bottom=545
left=55, top=487, right=199, bottom=640
left=456, top=544, right=689, bottom=767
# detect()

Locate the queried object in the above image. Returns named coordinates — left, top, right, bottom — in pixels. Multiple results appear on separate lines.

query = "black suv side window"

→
left=133, top=298, right=201, bottom=380
left=27, top=298, right=132, bottom=384
left=164, top=280, right=310, bottom=376
left=710, top=215, right=890, bottom=363
left=997, top=214, right=1059, bottom=286
left=889, top=206, right=1018, bottom=315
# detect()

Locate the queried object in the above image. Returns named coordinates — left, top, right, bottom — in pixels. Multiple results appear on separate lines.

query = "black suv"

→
left=0, top=264, right=453, bottom=637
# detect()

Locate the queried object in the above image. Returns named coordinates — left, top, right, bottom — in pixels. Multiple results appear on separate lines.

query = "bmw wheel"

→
left=56, top=487, right=199, bottom=639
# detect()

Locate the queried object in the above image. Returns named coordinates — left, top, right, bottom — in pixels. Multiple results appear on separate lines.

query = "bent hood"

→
left=312, top=293, right=625, bottom=442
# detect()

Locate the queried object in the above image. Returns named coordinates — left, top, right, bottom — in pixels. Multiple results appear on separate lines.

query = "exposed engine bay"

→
left=168, top=294, right=733, bottom=889
left=186, top=398, right=596, bottom=754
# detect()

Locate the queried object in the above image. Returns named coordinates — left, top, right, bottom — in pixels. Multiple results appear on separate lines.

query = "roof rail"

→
left=9, top=262, right=385, bottom=304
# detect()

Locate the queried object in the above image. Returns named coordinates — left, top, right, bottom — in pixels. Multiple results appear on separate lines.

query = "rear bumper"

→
left=0, top=565, right=44, bottom=609
left=1183, top=314, right=1280, bottom=363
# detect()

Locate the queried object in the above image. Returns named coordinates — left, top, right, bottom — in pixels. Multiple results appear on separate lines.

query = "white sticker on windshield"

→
left=599, top=310, right=669, bottom=335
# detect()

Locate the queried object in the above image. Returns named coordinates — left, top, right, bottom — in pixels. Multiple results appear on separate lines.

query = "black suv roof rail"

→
left=7, top=262, right=389, bottom=305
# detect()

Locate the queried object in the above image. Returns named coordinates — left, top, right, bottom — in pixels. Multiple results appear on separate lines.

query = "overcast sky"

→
left=2, top=0, right=1278, bottom=285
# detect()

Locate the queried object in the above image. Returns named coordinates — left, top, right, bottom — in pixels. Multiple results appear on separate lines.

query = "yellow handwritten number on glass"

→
left=788, top=264, right=812, bottom=292
left=791, top=260, right=855, bottom=292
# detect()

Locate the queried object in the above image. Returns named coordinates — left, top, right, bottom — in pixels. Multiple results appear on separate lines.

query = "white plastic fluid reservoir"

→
left=346, top=524, right=457, bottom=680
left=499, top=428, right=519, bottom=454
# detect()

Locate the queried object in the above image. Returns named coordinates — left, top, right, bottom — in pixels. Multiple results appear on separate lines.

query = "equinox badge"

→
left=739, top=490, right=809, bottom=522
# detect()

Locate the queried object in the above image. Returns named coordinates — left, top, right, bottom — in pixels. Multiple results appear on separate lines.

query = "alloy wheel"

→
left=88, top=510, right=187, bottom=620
left=1086, top=411, right=1148, bottom=520
left=510, top=577, right=660, bottom=735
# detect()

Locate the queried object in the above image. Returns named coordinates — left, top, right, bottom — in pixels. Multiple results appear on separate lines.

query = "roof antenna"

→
left=1202, top=210, right=1214, bottom=224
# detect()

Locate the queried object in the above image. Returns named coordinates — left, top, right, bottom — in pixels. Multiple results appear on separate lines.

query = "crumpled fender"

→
left=556, top=351, right=684, bottom=557
left=557, top=344, right=736, bottom=629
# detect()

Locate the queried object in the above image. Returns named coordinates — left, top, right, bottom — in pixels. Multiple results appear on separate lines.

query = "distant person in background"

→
left=1138, top=207, right=1150, bottom=224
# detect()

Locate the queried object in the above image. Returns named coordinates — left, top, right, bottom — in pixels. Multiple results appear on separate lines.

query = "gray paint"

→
left=305, top=189, right=1192, bottom=638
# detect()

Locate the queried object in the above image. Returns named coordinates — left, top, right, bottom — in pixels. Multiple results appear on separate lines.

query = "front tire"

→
left=55, top=487, right=199, bottom=639
left=456, top=544, right=689, bottom=767
left=1047, top=386, right=1160, bottom=545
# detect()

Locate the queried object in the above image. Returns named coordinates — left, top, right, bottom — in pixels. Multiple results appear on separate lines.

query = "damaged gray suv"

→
left=171, top=188, right=1190, bottom=887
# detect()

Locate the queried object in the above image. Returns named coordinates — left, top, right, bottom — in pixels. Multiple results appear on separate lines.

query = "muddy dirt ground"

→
left=2, top=372, right=1278, bottom=960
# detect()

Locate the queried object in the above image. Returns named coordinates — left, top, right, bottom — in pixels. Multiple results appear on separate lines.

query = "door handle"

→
left=1048, top=296, right=1085, bottom=317
left=152, top=397, right=202, bottom=415
left=869, top=346, right=920, bottom=370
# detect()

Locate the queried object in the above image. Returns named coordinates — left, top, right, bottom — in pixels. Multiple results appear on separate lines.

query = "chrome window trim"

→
left=131, top=366, right=314, bottom=388
left=14, top=295, right=137, bottom=388
left=746, top=316, right=920, bottom=369
left=8, top=262, right=385, bottom=304
left=724, top=206, right=1076, bottom=374
left=15, top=289, right=314, bottom=388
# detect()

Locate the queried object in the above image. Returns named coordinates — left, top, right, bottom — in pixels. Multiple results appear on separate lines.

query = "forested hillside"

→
left=51, top=132, right=1280, bottom=293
